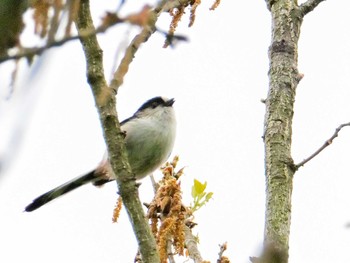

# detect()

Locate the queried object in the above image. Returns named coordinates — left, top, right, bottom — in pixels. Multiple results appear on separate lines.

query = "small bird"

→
left=25, top=96, right=176, bottom=212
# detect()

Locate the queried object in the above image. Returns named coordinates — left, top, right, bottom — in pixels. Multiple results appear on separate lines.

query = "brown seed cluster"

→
left=147, top=157, right=186, bottom=262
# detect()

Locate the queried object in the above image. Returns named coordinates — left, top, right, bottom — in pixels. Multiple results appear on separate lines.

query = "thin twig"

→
left=109, top=0, right=192, bottom=92
left=0, top=36, right=78, bottom=63
left=167, top=240, right=176, bottom=263
left=0, top=21, right=120, bottom=63
left=149, top=174, right=160, bottom=194
left=0, top=0, right=191, bottom=65
left=295, top=122, right=350, bottom=168
left=217, top=242, right=227, bottom=261
left=184, top=225, right=204, bottom=263
left=299, top=0, right=326, bottom=17
left=109, top=21, right=156, bottom=92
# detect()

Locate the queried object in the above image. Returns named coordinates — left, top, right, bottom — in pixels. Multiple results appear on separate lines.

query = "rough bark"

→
left=75, top=1, right=160, bottom=262
left=263, top=0, right=325, bottom=262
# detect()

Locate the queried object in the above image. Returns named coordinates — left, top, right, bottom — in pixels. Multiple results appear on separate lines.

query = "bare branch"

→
left=295, top=122, right=350, bottom=168
left=217, top=242, right=228, bottom=262
left=1, top=35, right=79, bottom=63
left=75, top=0, right=160, bottom=262
left=184, top=225, right=204, bottom=263
left=109, top=19, right=156, bottom=91
left=299, top=0, right=326, bottom=17
left=167, top=240, right=176, bottom=263
left=109, top=0, right=192, bottom=92
left=0, top=0, right=192, bottom=65
left=0, top=19, right=122, bottom=64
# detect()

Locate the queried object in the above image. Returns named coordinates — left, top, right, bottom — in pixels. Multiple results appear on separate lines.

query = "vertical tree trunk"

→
left=263, top=1, right=326, bottom=261
left=263, top=0, right=302, bottom=261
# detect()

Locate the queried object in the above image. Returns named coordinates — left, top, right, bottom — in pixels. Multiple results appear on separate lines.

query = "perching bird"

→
left=25, top=96, right=176, bottom=212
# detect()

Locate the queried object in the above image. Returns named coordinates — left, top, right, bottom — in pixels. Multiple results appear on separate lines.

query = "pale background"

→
left=1, top=1, right=350, bottom=262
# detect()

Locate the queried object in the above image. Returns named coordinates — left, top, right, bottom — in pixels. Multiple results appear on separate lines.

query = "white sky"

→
left=1, top=1, right=350, bottom=262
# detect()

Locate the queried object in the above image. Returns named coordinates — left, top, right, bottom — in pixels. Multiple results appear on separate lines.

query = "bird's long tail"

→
left=25, top=171, right=97, bottom=212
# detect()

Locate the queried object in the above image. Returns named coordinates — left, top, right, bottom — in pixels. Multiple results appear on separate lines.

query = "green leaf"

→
left=192, top=179, right=207, bottom=198
left=205, top=192, right=214, bottom=202
left=190, top=179, right=214, bottom=212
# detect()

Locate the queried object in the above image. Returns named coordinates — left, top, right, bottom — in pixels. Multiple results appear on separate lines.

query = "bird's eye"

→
left=151, top=103, right=158, bottom=109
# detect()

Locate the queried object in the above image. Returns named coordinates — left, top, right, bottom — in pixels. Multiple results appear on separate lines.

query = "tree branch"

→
left=166, top=240, right=176, bottom=263
left=295, top=122, right=350, bottom=168
left=74, top=1, right=160, bottom=262
left=0, top=0, right=192, bottom=65
left=0, top=17, right=123, bottom=64
left=263, top=0, right=302, bottom=260
left=75, top=1, right=192, bottom=261
left=184, top=225, right=204, bottom=263
left=109, top=0, right=192, bottom=92
left=109, top=11, right=158, bottom=91
left=299, top=0, right=326, bottom=17
left=217, top=242, right=228, bottom=263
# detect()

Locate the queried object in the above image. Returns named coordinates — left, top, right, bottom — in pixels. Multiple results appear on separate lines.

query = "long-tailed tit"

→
left=25, top=96, right=176, bottom=212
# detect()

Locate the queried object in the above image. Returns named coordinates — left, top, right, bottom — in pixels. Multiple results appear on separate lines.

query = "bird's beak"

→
left=165, top=98, right=175, bottom=107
